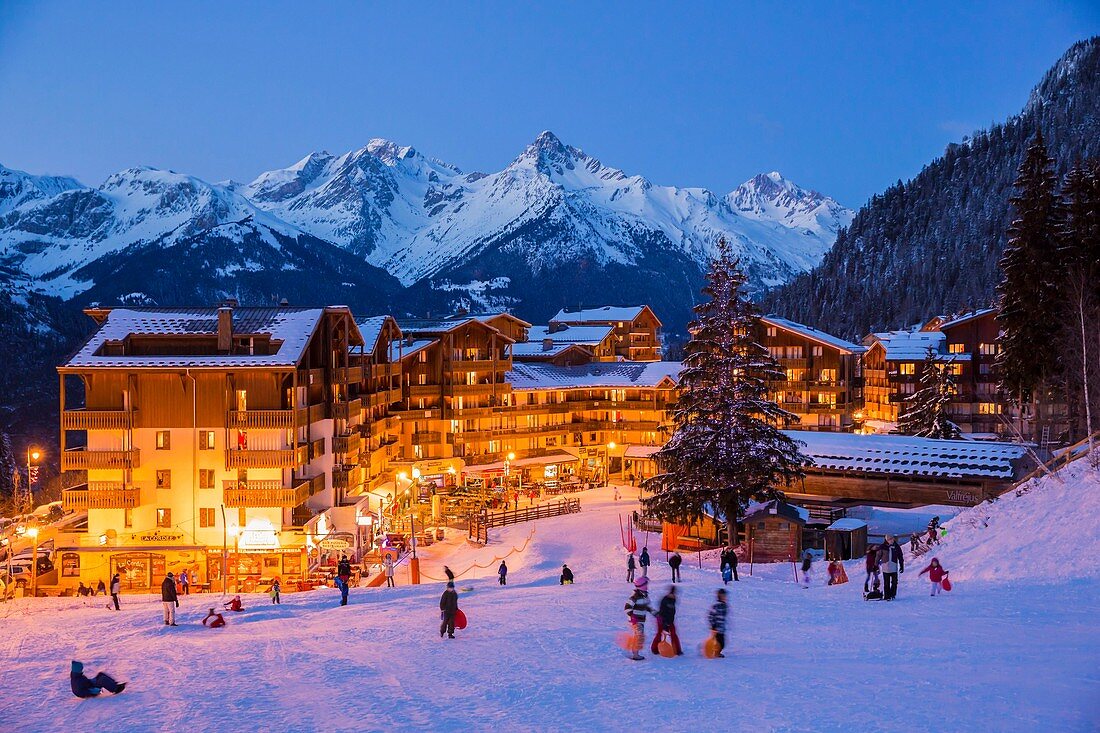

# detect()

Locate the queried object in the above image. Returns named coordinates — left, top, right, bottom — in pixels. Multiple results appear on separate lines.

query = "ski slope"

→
left=1, top=485, right=1097, bottom=732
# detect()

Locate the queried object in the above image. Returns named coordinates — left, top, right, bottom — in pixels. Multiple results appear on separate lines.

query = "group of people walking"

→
left=624, top=577, right=728, bottom=660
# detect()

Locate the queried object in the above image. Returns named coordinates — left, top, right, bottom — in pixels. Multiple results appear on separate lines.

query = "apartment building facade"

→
left=549, top=305, right=662, bottom=361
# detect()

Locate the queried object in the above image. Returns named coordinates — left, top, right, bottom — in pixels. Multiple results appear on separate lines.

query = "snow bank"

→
left=931, top=460, right=1100, bottom=583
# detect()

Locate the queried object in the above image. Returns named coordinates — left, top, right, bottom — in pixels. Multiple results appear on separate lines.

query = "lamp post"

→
left=25, top=447, right=41, bottom=514
left=606, top=442, right=616, bottom=489
left=26, top=527, right=39, bottom=598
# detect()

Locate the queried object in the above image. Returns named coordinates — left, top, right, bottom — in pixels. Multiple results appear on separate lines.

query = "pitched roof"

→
left=510, top=341, right=592, bottom=359
left=62, top=306, right=331, bottom=369
left=868, top=330, right=946, bottom=361
left=760, top=315, right=864, bottom=354
left=506, top=361, right=681, bottom=390
left=550, top=305, right=648, bottom=324
left=743, top=499, right=808, bottom=524
left=355, top=315, right=395, bottom=354
left=391, top=338, right=437, bottom=361
left=527, top=324, right=615, bottom=347
left=396, top=317, right=515, bottom=343
left=938, top=308, right=998, bottom=330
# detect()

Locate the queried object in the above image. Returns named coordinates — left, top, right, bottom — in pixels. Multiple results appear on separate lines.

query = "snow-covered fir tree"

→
left=642, top=239, right=807, bottom=546
left=898, top=347, right=962, bottom=439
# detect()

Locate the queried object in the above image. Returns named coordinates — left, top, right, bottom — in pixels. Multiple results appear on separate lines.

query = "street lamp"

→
left=25, top=447, right=41, bottom=513
left=607, top=442, right=616, bottom=488
left=26, top=527, right=39, bottom=598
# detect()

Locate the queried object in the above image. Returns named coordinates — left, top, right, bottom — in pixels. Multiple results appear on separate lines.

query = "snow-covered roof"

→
left=790, top=431, right=1029, bottom=480
left=510, top=341, right=590, bottom=359
left=550, top=305, right=649, bottom=324
left=507, top=361, right=682, bottom=390
left=743, top=499, right=809, bottom=524
left=939, top=308, right=997, bottom=330
left=528, top=324, right=615, bottom=347
left=459, top=312, right=533, bottom=328
left=355, top=315, right=392, bottom=353
left=392, top=338, right=437, bottom=361
left=63, top=307, right=329, bottom=369
left=760, top=315, right=864, bottom=354
left=625, top=445, right=660, bottom=458
left=396, top=317, right=514, bottom=343
left=826, top=518, right=868, bottom=531
left=870, top=330, right=945, bottom=361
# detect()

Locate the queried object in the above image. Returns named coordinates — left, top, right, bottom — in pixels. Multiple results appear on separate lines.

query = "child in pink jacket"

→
left=919, top=557, right=948, bottom=596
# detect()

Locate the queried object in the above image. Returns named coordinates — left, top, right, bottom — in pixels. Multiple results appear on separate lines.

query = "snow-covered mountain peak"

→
left=0, top=163, right=83, bottom=215
left=365, top=138, right=418, bottom=166
left=727, top=171, right=853, bottom=236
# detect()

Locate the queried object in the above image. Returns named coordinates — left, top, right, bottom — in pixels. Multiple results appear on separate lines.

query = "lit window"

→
left=199, top=431, right=216, bottom=450
left=156, top=470, right=171, bottom=490
left=979, top=343, right=998, bottom=356
left=766, top=326, right=777, bottom=338
left=812, top=346, right=823, bottom=357
left=156, top=508, right=172, bottom=528
left=899, top=363, right=915, bottom=376
left=155, top=431, right=171, bottom=450
left=948, top=343, right=965, bottom=354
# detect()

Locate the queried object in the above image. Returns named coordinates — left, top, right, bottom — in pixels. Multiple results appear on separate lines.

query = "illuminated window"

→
left=899, top=363, right=915, bottom=376
left=978, top=403, right=1001, bottom=415
left=812, top=346, right=823, bottom=357
left=155, top=431, right=171, bottom=450
left=766, top=326, right=777, bottom=338
left=124, top=508, right=132, bottom=528
left=979, top=343, right=998, bottom=356
left=948, top=343, right=965, bottom=354
left=156, top=508, right=172, bottom=528
left=199, top=430, right=216, bottom=450
left=156, top=470, right=171, bottom=490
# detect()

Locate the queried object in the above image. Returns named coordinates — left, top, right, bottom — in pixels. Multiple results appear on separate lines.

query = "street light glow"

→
left=507, top=452, right=515, bottom=461
left=608, top=442, right=616, bottom=450
left=30, top=450, right=41, bottom=461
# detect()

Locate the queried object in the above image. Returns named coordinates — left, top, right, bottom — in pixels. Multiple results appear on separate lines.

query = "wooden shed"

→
left=824, top=518, right=868, bottom=561
left=661, top=511, right=724, bottom=552
left=743, top=500, right=806, bottom=563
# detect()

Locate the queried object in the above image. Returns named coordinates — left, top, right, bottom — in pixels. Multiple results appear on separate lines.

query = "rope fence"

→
left=418, top=527, right=537, bottom=582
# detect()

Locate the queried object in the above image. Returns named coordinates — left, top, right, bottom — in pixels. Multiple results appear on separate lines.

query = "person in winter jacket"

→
left=668, top=552, right=683, bottom=583
left=224, top=595, right=244, bottom=612
left=110, top=574, right=121, bottom=611
left=623, top=577, right=654, bottom=660
left=560, top=564, right=574, bottom=585
left=627, top=553, right=636, bottom=582
left=864, top=544, right=881, bottom=594
left=160, top=572, right=179, bottom=626
left=77, top=582, right=89, bottom=597
left=651, top=586, right=683, bottom=656
left=708, top=588, right=729, bottom=658
left=721, top=547, right=740, bottom=581
left=95, top=579, right=107, bottom=596
left=877, top=535, right=905, bottom=600
left=270, top=578, right=281, bottom=604
left=498, top=560, right=508, bottom=586
left=919, top=557, right=948, bottom=596
left=70, top=660, right=125, bottom=698
left=337, top=555, right=352, bottom=584
left=439, top=581, right=459, bottom=638
left=639, top=547, right=651, bottom=577
left=800, top=548, right=813, bottom=587
left=179, top=569, right=190, bottom=595
left=384, top=555, right=396, bottom=588
left=202, top=608, right=226, bottom=627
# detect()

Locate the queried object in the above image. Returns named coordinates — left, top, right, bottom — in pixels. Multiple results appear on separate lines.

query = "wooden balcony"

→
left=450, top=383, right=506, bottom=396
left=332, top=466, right=364, bottom=491
left=409, top=384, right=440, bottom=397
left=61, top=447, right=140, bottom=471
left=222, top=479, right=312, bottom=508
left=228, top=409, right=295, bottom=430
left=61, top=409, right=132, bottom=431
left=295, top=403, right=329, bottom=424
left=412, top=431, right=443, bottom=444
left=62, top=482, right=140, bottom=511
left=448, top=359, right=506, bottom=372
left=333, top=398, right=363, bottom=422
left=371, top=362, right=401, bottom=378
left=224, top=448, right=299, bottom=469
left=333, top=432, right=362, bottom=455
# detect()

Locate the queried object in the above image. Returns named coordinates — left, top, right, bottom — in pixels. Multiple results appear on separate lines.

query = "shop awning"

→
left=466, top=451, right=579, bottom=473
left=625, top=445, right=660, bottom=459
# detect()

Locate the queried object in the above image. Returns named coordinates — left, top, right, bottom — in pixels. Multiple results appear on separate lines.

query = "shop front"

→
left=203, top=547, right=306, bottom=593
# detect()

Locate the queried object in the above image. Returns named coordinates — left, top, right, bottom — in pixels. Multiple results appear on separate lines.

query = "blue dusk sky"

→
left=0, top=2, right=1097, bottom=207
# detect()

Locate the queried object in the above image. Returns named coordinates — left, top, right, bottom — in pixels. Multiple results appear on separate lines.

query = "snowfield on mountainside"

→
left=1, top=483, right=1097, bottom=733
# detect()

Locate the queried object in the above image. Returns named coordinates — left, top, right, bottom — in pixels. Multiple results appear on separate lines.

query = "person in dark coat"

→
left=877, top=535, right=905, bottom=600
left=864, top=543, right=881, bottom=594
left=721, top=547, right=740, bottom=581
left=70, top=660, right=124, bottom=698
left=110, top=574, right=121, bottom=611
left=668, top=552, right=683, bottom=583
left=708, top=589, right=729, bottom=658
left=626, top=553, right=636, bottom=582
left=498, top=560, right=508, bottom=586
left=95, top=579, right=107, bottom=596
left=160, top=572, right=179, bottom=626
left=639, top=547, right=651, bottom=577
left=439, top=581, right=459, bottom=638
left=650, top=586, right=683, bottom=656
left=337, top=555, right=352, bottom=584
left=560, top=564, right=574, bottom=584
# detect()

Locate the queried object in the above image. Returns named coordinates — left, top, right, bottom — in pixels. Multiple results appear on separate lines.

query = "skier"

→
left=626, top=552, right=636, bottom=582
left=800, top=548, right=813, bottom=587
left=864, top=543, right=881, bottom=595
left=202, top=607, right=226, bottom=627
left=651, top=585, right=683, bottom=656
left=95, top=579, right=107, bottom=596
left=179, top=569, right=190, bottom=595
left=439, top=580, right=459, bottom=639
left=70, top=660, right=125, bottom=698
left=109, top=573, right=121, bottom=611
left=384, top=555, right=396, bottom=588
left=560, top=564, right=574, bottom=585
left=498, top=560, right=508, bottom=586
left=623, top=577, right=654, bottom=660
left=918, top=557, right=949, bottom=596
left=877, top=535, right=905, bottom=600
left=707, top=588, right=729, bottom=658
left=270, top=578, right=281, bottom=604
left=668, top=552, right=683, bottom=583
left=639, top=547, right=651, bottom=577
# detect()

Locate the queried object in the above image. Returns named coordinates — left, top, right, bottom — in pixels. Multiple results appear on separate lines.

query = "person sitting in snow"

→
left=70, top=660, right=125, bottom=698
left=223, top=595, right=244, bottom=612
left=560, top=564, right=574, bottom=585
left=95, top=579, right=107, bottom=596
left=202, top=607, right=226, bottom=627
left=918, top=557, right=949, bottom=596
left=77, top=582, right=89, bottom=597
left=623, top=577, right=654, bottom=661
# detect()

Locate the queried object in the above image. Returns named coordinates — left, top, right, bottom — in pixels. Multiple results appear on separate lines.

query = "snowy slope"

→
left=247, top=131, right=853, bottom=288
left=1, top=485, right=1097, bottom=732
left=0, top=164, right=82, bottom=216
left=926, top=459, right=1100, bottom=583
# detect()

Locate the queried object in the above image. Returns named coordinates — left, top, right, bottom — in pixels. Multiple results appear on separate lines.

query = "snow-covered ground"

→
left=1, top=484, right=1097, bottom=732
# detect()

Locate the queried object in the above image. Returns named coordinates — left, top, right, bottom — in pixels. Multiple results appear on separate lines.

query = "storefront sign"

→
left=134, top=529, right=186, bottom=545
left=319, top=537, right=351, bottom=550
left=61, top=552, right=80, bottom=577
left=239, top=529, right=278, bottom=550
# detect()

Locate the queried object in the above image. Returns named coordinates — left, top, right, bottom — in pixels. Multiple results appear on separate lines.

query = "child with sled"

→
left=918, top=557, right=949, bottom=596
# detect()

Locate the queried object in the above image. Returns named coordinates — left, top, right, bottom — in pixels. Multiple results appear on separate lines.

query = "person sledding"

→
left=918, top=557, right=949, bottom=596
left=223, top=595, right=244, bottom=612
left=202, top=607, right=226, bottom=627
left=70, top=660, right=125, bottom=698
left=651, top=585, right=683, bottom=657
left=623, top=576, right=655, bottom=660
left=439, top=579, right=460, bottom=639
left=560, top=564, right=574, bottom=585
left=707, top=589, right=729, bottom=658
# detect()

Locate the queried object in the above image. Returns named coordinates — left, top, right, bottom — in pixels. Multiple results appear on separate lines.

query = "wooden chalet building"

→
left=549, top=305, right=662, bottom=361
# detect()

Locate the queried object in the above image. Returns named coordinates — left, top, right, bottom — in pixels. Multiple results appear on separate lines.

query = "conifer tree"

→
left=997, top=130, right=1061, bottom=434
left=642, top=239, right=807, bottom=546
left=898, top=347, right=961, bottom=439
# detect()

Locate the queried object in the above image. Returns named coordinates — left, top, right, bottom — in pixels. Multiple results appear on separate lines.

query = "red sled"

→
left=454, top=609, right=468, bottom=630
left=941, top=577, right=952, bottom=592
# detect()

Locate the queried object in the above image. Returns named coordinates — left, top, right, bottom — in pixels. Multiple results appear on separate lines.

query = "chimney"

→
left=279, top=298, right=289, bottom=306
left=542, top=338, right=553, bottom=352
left=217, top=306, right=233, bottom=353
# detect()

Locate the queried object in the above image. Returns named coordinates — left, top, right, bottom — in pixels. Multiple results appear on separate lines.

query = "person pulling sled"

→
left=623, top=577, right=654, bottom=660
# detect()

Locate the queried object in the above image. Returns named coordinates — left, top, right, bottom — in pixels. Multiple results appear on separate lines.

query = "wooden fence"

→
left=468, top=498, right=581, bottom=542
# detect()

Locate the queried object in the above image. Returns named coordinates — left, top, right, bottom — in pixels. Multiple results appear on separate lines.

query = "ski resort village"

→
left=3, top=10, right=1100, bottom=733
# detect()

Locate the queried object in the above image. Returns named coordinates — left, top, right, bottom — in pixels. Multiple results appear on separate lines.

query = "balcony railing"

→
left=61, top=409, right=132, bottom=431
left=222, top=479, right=312, bottom=508
left=412, top=431, right=443, bottom=444
left=228, top=409, right=295, bottom=430
left=332, top=466, right=364, bottom=491
left=62, top=482, right=140, bottom=511
left=333, top=398, right=363, bottom=422
left=61, top=447, right=140, bottom=471
left=224, top=448, right=299, bottom=469
left=333, top=432, right=362, bottom=455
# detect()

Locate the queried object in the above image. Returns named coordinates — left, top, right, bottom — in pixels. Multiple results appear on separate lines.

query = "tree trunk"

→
left=1078, top=291, right=1095, bottom=462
